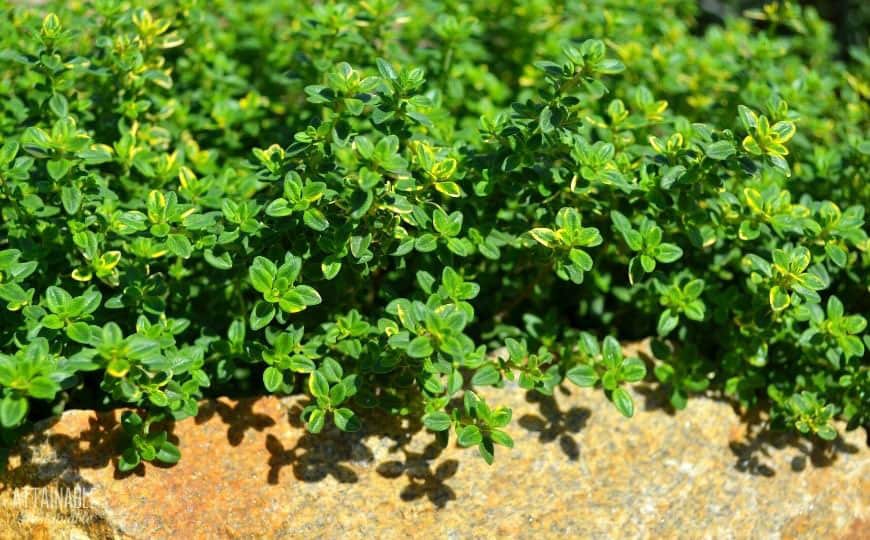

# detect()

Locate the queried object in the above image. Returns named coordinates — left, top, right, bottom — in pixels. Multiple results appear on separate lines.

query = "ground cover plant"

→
left=0, top=0, right=867, bottom=470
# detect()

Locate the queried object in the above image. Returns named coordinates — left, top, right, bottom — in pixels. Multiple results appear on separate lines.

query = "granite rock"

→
left=1, top=375, right=867, bottom=539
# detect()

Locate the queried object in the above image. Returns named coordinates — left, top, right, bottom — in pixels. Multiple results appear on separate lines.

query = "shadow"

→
left=4, top=396, right=449, bottom=507
left=265, top=430, right=367, bottom=485
left=518, top=388, right=590, bottom=460
left=1, top=404, right=200, bottom=488
left=728, top=409, right=862, bottom=477
left=195, top=398, right=276, bottom=446
left=263, top=403, right=457, bottom=507
left=376, top=442, right=456, bottom=508
left=2, top=412, right=121, bottom=490
left=633, top=384, right=678, bottom=416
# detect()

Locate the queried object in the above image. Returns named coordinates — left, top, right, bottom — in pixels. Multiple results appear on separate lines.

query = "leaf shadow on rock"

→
left=633, top=383, right=678, bottom=416
left=634, top=384, right=865, bottom=478
left=266, top=400, right=459, bottom=508
left=621, top=341, right=867, bottom=477
left=3, top=412, right=129, bottom=490
left=1, top=404, right=207, bottom=488
left=728, top=408, right=862, bottom=478
left=517, top=387, right=590, bottom=461
left=195, top=398, right=276, bottom=446
left=375, top=443, right=458, bottom=508
left=265, top=431, right=365, bottom=485
left=264, top=402, right=459, bottom=508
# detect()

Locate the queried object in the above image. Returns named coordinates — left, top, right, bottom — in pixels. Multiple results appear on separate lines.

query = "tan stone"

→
left=0, top=380, right=867, bottom=539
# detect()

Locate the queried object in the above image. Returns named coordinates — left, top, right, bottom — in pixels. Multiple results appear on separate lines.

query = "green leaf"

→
left=249, top=257, right=277, bottom=294
left=292, top=285, right=322, bottom=307
left=28, top=377, right=59, bottom=399
left=657, top=309, right=679, bottom=336
left=815, top=424, right=837, bottom=441
left=376, top=58, right=397, bottom=80
left=433, top=209, right=462, bottom=237
left=322, top=259, right=342, bottom=280
left=611, top=387, right=635, bottom=418
left=566, top=364, right=598, bottom=387
left=447, top=368, right=463, bottom=395
left=654, top=243, right=683, bottom=263
left=737, top=105, right=758, bottom=131
left=263, top=366, right=283, bottom=392
left=333, top=408, right=361, bottom=432
left=49, top=94, right=68, bottom=117
left=769, top=286, right=791, bottom=312
left=825, top=244, right=847, bottom=268
left=597, top=58, right=625, bottom=74
left=639, top=254, right=656, bottom=273
left=569, top=249, right=593, bottom=272
left=704, top=140, right=736, bottom=160
left=45, top=286, right=71, bottom=313
left=601, top=369, right=619, bottom=390
left=457, top=424, right=483, bottom=447
left=683, top=279, right=704, bottom=299
left=121, top=411, right=143, bottom=433
left=683, top=300, right=705, bottom=321
left=322, top=357, right=345, bottom=381
left=490, top=407, right=512, bottom=428
left=47, top=159, right=73, bottom=181
left=156, top=441, right=181, bottom=464
left=602, top=336, right=622, bottom=368
left=654, top=364, right=675, bottom=383
left=167, top=234, right=193, bottom=258
left=303, top=208, right=329, bottom=231
left=250, top=301, right=276, bottom=331
left=529, top=227, right=557, bottom=248
left=621, top=358, right=647, bottom=383
left=148, top=390, right=169, bottom=407
left=415, top=234, right=438, bottom=252
left=0, top=283, right=30, bottom=309
left=423, top=411, right=452, bottom=431
left=0, top=395, right=28, bottom=427
left=203, top=249, right=233, bottom=270
left=328, top=382, right=346, bottom=405
left=471, top=365, right=500, bottom=386
left=446, top=237, right=471, bottom=257
left=67, top=322, right=94, bottom=344
left=306, top=408, right=326, bottom=434
left=478, top=439, right=495, bottom=464
left=278, top=293, right=306, bottom=313
left=490, top=429, right=514, bottom=448
left=61, top=186, right=82, bottom=214
left=407, top=336, right=434, bottom=358
left=118, top=447, right=141, bottom=472
left=289, top=356, right=316, bottom=373
left=670, top=389, right=688, bottom=410
left=265, top=198, right=293, bottom=217
left=611, top=211, right=634, bottom=237
left=309, top=371, right=330, bottom=400
left=434, top=181, right=461, bottom=197
left=575, top=227, right=603, bottom=247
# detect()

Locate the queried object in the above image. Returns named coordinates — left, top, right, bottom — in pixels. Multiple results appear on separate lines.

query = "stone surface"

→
left=0, top=375, right=867, bottom=539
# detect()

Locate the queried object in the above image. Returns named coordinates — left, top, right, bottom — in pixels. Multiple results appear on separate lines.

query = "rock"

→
left=0, top=381, right=867, bottom=539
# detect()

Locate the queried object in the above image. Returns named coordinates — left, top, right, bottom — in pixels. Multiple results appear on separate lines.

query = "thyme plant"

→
left=0, top=0, right=866, bottom=469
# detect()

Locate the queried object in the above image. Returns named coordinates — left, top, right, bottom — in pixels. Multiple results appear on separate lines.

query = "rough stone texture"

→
left=0, top=374, right=867, bottom=539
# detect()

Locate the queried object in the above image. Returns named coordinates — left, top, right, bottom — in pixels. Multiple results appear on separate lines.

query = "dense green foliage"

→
left=0, top=0, right=867, bottom=469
